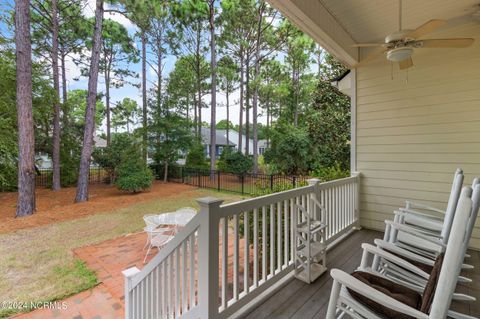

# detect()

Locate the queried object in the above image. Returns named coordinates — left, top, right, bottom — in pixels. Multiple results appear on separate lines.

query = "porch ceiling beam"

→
left=268, top=0, right=358, bottom=67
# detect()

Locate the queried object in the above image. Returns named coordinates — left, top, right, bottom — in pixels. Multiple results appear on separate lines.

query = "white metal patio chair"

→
left=143, top=214, right=170, bottom=250
left=143, top=232, right=174, bottom=263
left=326, top=187, right=474, bottom=319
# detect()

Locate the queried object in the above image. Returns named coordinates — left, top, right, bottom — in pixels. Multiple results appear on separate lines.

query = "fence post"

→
left=217, top=170, right=221, bottom=191
left=198, top=169, right=201, bottom=187
left=122, top=266, right=140, bottom=319
left=181, top=166, right=184, bottom=183
left=197, top=197, right=223, bottom=319
left=270, top=174, right=274, bottom=191
left=293, top=176, right=297, bottom=188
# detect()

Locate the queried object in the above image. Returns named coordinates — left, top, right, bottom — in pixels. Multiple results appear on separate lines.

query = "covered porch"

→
left=123, top=0, right=480, bottom=318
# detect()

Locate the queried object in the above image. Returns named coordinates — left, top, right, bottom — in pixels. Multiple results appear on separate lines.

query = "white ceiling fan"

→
left=352, top=0, right=475, bottom=69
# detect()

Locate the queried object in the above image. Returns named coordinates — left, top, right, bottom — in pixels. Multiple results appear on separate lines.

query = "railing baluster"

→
left=262, top=206, right=267, bottom=282
left=253, top=208, right=259, bottom=288
left=233, top=213, right=239, bottom=300
left=244, top=211, right=250, bottom=294
left=221, top=217, right=228, bottom=309
left=277, top=201, right=282, bottom=271
left=182, top=241, right=187, bottom=314
left=189, top=235, right=195, bottom=308
left=290, top=198, right=294, bottom=262
left=270, top=203, right=275, bottom=277
left=176, top=248, right=181, bottom=316
left=284, top=200, right=289, bottom=266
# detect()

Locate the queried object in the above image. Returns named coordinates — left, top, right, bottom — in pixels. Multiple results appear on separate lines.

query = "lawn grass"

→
left=0, top=188, right=245, bottom=318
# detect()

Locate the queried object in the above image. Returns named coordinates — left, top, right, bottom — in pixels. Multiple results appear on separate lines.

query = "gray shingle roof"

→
left=200, top=127, right=237, bottom=146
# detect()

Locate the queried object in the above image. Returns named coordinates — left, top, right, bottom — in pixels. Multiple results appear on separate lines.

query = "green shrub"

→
left=185, top=142, right=209, bottom=169
left=93, top=133, right=134, bottom=183
left=217, top=148, right=252, bottom=175
left=115, top=147, right=153, bottom=193
left=312, top=164, right=349, bottom=182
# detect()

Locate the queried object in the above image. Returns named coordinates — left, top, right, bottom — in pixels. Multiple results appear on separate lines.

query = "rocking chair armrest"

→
left=373, top=239, right=435, bottom=267
left=361, top=243, right=430, bottom=279
left=404, top=200, right=446, bottom=214
left=385, top=220, right=446, bottom=249
left=330, top=269, right=429, bottom=319
left=397, top=208, right=445, bottom=222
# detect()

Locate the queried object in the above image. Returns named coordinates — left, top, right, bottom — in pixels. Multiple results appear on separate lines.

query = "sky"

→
left=0, top=0, right=320, bottom=133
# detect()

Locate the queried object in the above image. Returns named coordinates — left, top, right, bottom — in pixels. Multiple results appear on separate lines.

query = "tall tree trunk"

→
left=186, top=94, right=189, bottom=120
left=266, top=95, right=270, bottom=148
left=226, top=89, right=229, bottom=146
left=163, top=161, right=168, bottom=183
left=51, top=0, right=61, bottom=190
left=193, top=93, right=197, bottom=138
left=196, top=24, right=202, bottom=138
left=209, top=1, right=217, bottom=178
left=61, top=51, right=67, bottom=103
left=245, top=52, right=250, bottom=155
left=238, top=50, right=244, bottom=153
left=15, top=0, right=35, bottom=216
left=105, top=68, right=110, bottom=145
left=75, top=0, right=104, bottom=203
left=293, top=66, right=299, bottom=126
left=156, top=28, right=163, bottom=113
left=252, top=2, right=265, bottom=175
left=141, top=30, right=147, bottom=162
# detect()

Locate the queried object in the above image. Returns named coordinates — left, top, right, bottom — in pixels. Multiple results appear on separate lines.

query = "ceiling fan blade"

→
left=350, top=43, right=385, bottom=48
left=352, top=47, right=386, bottom=68
left=399, top=57, right=413, bottom=70
left=405, top=19, right=447, bottom=39
left=418, top=38, right=474, bottom=48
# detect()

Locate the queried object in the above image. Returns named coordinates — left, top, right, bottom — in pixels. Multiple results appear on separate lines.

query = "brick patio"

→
left=12, top=228, right=251, bottom=319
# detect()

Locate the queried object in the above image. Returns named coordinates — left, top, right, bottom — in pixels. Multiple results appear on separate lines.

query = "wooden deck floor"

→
left=242, top=229, right=480, bottom=319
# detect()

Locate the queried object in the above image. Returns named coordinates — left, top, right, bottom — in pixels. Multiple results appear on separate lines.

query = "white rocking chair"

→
left=374, top=180, right=480, bottom=296
left=326, top=187, right=475, bottom=319
left=385, top=169, right=464, bottom=259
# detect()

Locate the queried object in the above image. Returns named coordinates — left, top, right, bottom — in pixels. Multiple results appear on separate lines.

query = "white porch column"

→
left=197, top=197, right=224, bottom=319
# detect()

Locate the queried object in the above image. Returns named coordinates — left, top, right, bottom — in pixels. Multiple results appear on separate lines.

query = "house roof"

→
left=200, top=127, right=237, bottom=146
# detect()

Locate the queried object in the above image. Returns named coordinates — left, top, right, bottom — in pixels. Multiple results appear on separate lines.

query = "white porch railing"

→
left=123, top=174, right=360, bottom=319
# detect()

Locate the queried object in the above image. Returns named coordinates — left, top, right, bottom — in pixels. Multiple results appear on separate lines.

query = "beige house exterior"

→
left=271, top=0, right=480, bottom=249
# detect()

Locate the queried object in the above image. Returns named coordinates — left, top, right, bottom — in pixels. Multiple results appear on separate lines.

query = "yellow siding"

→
left=356, top=23, right=480, bottom=249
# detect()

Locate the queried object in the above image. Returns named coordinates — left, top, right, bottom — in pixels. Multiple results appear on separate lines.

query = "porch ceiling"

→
left=269, top=0, right=480, bottom=67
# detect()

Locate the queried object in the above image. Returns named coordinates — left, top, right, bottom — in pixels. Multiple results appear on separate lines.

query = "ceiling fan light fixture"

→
left=387, top=47, right=413, bottom=62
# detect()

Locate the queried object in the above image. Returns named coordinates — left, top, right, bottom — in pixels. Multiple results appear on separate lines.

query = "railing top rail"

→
left=316, top=175, right=359, bottom=190
left=218, top=184, right=315, bottom=217
left=129, top=212, right=202, bottom=288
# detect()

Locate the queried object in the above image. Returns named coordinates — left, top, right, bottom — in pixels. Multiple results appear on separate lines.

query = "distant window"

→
left=259, top=147, right=265, bottom=155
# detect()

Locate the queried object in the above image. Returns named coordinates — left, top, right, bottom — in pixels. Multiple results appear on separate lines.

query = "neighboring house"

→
left=219, top=129, right=268, bottom=156
left=198, top=128, right=268, bottom=157
left=35, top=135, right=107, bottom=169
left=200, top=127, right=236, bottom=158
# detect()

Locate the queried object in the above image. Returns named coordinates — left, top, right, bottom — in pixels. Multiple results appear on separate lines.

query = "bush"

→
left=312, top=163, right=349, bottom=182
left=115, top=147, right=153, bottom=193
left=264, top=125, right=312, bottom=175
left=185, top=142, right=209, bottom=169
left=92, top=133, right=134, bottom=183
left=217, top=148, right=252, bottom=175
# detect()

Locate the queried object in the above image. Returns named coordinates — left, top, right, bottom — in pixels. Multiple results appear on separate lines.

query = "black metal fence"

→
left=166, top=166, right=309, bottom=196
left=35, top=167, right=109, bottom=187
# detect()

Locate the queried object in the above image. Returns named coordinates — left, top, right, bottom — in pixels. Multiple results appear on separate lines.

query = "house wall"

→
left=356, top=22, right=480, bottom=248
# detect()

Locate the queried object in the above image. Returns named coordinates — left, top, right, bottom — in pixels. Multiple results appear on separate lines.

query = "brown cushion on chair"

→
left=420, top=253, right=444, bottom=313
left=348, top=271, right=422, bottom=319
